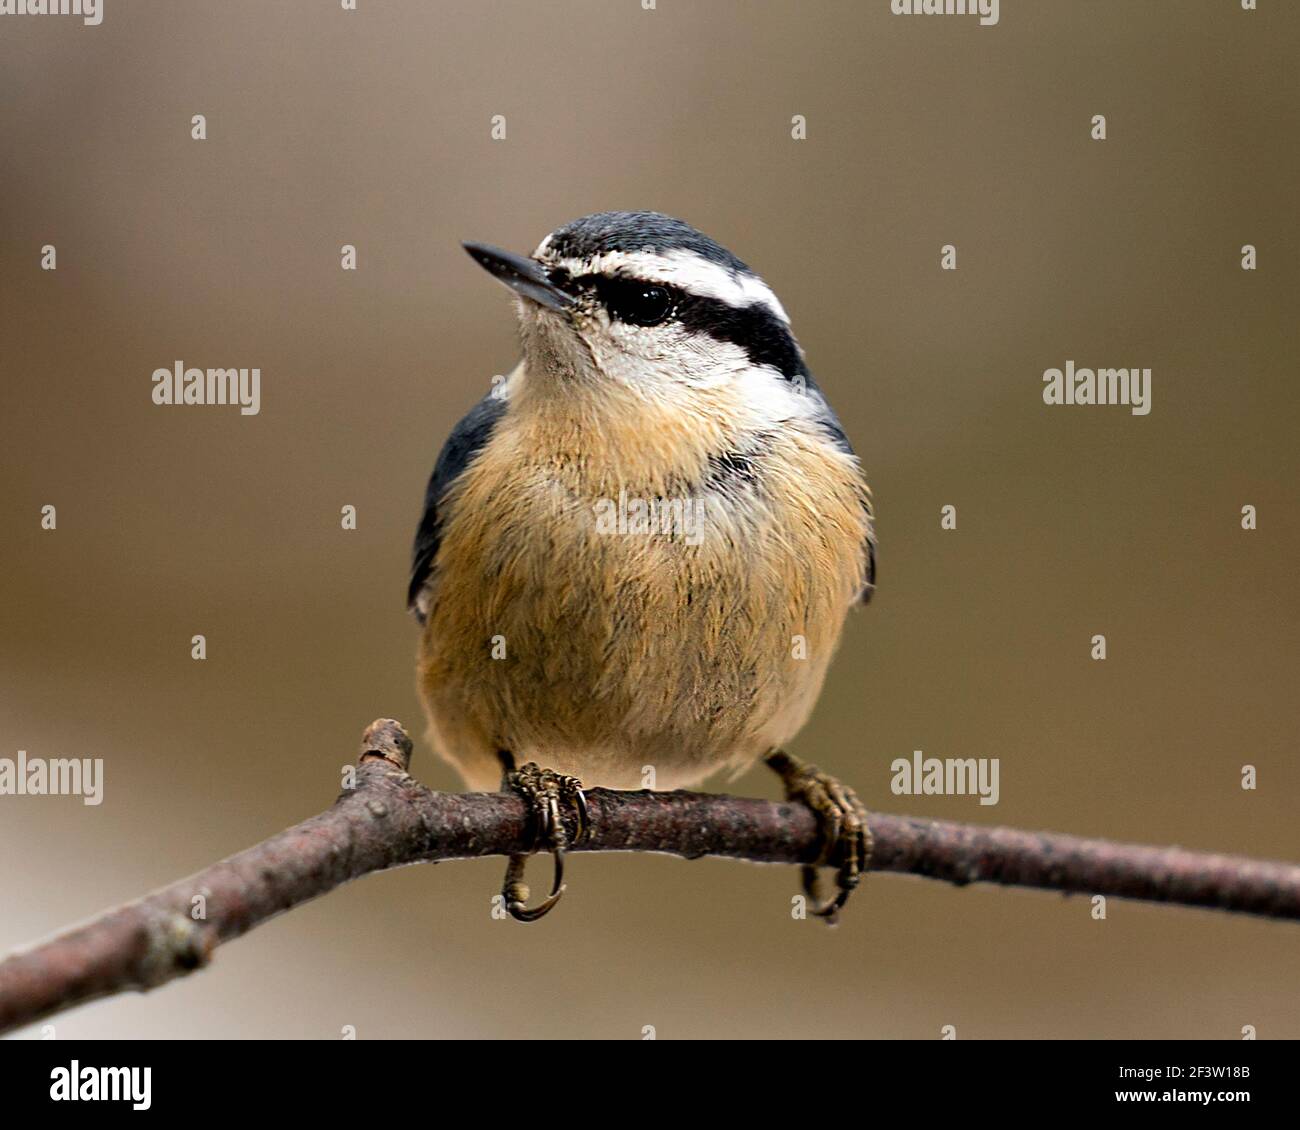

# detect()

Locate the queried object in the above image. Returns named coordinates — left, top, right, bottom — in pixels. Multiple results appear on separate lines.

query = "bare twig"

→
left=0, top=719, right=1296, bottom=1035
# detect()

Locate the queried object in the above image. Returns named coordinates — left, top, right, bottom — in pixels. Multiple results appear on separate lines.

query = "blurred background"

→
left=1, top=0, right=1297, bottom=1039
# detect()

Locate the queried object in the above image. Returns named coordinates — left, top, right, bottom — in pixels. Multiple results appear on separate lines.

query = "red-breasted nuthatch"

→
left=409, top=212, right=875, bottom=921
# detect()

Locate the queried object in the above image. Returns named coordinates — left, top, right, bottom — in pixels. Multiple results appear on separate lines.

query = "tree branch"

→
left=1, top=719, right=1296, bottom=1035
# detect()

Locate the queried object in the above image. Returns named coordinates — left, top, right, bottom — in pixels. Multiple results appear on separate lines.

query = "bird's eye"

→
left=598, top=279, right=676, bottom=327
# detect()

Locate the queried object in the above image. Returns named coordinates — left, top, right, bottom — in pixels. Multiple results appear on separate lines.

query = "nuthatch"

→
left=409, top=212, right=875, bottom=922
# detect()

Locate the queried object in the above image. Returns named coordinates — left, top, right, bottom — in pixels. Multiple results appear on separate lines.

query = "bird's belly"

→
left=417, top=479, right=860, bottom=790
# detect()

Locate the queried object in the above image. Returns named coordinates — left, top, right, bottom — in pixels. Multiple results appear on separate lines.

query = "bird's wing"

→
left=408, top=391, right=509, bottom=619
left=802, top=372, right=876, bottom=604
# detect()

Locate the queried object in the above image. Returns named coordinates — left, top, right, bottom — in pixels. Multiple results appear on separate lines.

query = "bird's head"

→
left=463, top=211, right=807, bottom=396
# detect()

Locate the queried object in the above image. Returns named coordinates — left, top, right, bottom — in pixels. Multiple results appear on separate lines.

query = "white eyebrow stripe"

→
left=536, top=246, right=790, bottom=324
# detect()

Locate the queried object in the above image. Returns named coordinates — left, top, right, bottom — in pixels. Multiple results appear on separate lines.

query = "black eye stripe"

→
left=556, top=271, right=805, bottom=381
left=675, top=294, right=803, bottom=379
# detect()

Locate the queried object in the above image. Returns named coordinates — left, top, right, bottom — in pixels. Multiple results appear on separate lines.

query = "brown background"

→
left=1, top=0, right=1296, bottom=1039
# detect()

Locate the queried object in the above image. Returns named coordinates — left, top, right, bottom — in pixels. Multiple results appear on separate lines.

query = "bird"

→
left=409, top=211, right=875, bottom=922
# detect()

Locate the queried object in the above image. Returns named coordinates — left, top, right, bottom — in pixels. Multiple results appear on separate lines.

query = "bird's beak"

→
left=462, top=241, right=575, bottom=312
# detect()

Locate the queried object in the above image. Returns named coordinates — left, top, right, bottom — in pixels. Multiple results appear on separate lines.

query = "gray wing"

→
left=408, top=392, right=508, bottom=619
left=802, top=369, right=876, bottom=604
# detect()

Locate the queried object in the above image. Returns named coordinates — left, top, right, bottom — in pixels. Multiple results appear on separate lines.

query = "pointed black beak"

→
left=462, top=241, right=575, bottom=312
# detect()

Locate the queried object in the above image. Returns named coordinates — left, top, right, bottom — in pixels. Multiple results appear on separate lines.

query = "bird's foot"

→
left=499, top=760, right=588, bottom=922
left=765, top=750, right=871, bottom=926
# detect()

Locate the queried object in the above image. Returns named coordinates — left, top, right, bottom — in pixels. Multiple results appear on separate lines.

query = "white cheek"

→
left=595, top=325, right=749, bottom=390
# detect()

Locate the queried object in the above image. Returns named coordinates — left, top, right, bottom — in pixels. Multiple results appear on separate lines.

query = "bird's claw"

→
left=766, top=750, right=871, bottom=926
left=500, top=762, right=587, bottom=922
